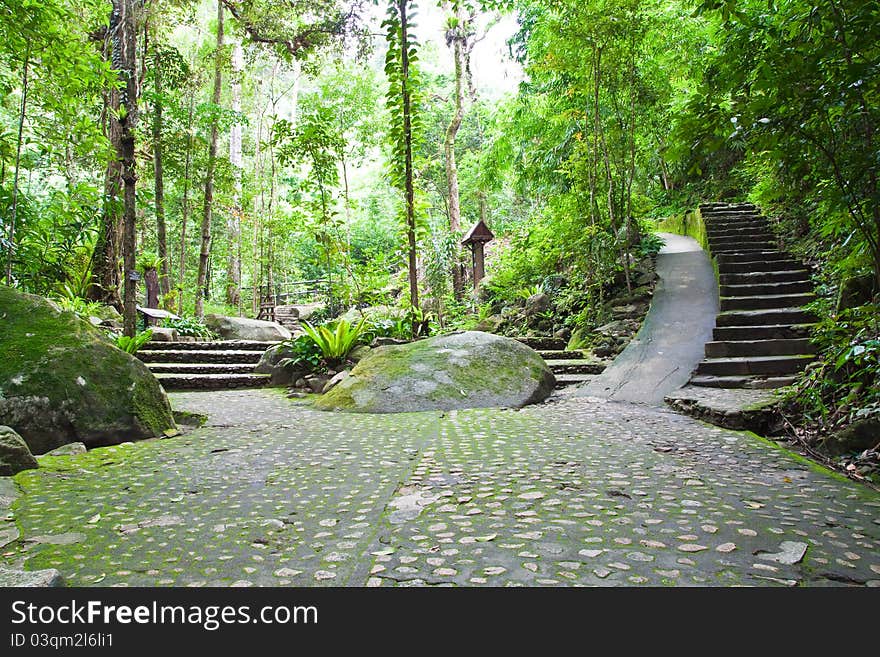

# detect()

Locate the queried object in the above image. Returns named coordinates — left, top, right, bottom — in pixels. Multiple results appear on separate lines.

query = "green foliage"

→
left=301, top=318, right=368, bottom=363
left=160, top=316, right=218, bottom=339
left=786, top=303, right=880, bottom=428
left=635, top=233, right=665, bottom=259
left=115, top=329, right=153, bottom=355
left=279, top=334, right=326, bottom=373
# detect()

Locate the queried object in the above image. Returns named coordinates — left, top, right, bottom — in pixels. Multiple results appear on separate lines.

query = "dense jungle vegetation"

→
left=1, top=0, right=878, bottom=454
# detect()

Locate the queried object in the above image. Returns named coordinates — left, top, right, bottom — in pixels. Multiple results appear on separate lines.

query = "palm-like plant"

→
left=301, top=318, right=367, bottom=364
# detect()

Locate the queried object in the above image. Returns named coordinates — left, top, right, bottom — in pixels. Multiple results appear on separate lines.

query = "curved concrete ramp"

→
left=576, top=232, right=718, bottom=405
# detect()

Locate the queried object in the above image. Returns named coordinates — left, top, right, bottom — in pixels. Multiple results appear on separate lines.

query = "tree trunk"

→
left=195, top=0, right=223, bottom=319
left=177, top=87, right=194, bottom=315
left=444, top=6, right=466, bottom=300
left=152, top=45, right=170, bottom=300
left=144, top=266, right=159, bottom=322
left=226, top=42, right=243, bottom=311
left=106, top=0, right=141, bottom=337
left=399, top=0, right=420, bottom=318
left=5, top=44, right=29, bottom=286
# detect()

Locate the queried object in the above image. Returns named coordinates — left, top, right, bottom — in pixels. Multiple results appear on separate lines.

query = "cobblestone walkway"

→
left=5, top=389, right=879, bottom=587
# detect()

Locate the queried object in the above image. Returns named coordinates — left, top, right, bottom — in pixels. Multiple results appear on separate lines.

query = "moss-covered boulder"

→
left=0, top=425, right=38, bottom=475
left=0, top=285, right=176, bottom=454
left=315, top=331, right=555, bottom=413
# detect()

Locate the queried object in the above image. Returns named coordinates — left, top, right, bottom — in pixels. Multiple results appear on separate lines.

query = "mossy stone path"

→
left=3, top=389, right=879, bottom=586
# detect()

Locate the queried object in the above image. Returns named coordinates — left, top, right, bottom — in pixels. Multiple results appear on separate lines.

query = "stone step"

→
left=719, top=269, right=811, bottom=285
left=689, top=374, right=799, bottom=389
left=514, top=336, right=567, bottom=351
left=705, top=215, right=764, bottom=223
left=538, top=349, right=588, bottom=360
left=544, top=359, right=606, bottom=375
left=708, top=238, right=777, bottom=251
left=706, top=228, right=773, bottom=240
left=138, top=349, right=264, bottom=364
left=712, top=323, right=815, bottom=341
left=720, top=280, right=813, bottom=296
left=147, top=363, right=258, bottom=374
left=554, top=374, right=595, bottom=389
left=155, top=373, right=271, bottom=390
left=700, top=202, right=756, bottom=210
left=716, top=307, right=817, bottom=327
left=140, top=340, right=277, bottom=352
left=696, top=354, right=814, bottom=376
left=717, top=259, right=803, bottom=274
left=720, top=292, right=815, bottom=312
left=704, top=338, right=814, bottom=358
left=712, top=241, right=778, bottom=253
left=716, top=251, right=795, bottom=264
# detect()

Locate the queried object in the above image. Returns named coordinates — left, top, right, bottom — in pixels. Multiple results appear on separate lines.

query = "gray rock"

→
left=148, top=327, right=179, bottom=342
left=316, top=331, right=555, bottom=413
left=0, top=425, right=38, bottom=475
left=474, top=314, right=504, bottom=333
left=340, top=305, right=404, bottom=325
left=306, top=375, right=330, bottom=394
left=349, top=345, right=372, bottom=362
left=524, top=292, right=551, bottom=316
left=0, top=286, right=176, bottom=455
left=323, top=370, right=350, bottom=393
left=821, top=418, right=880, bottom=456
left=40, top=442, right=87, bottom=457
left=204, top=314, right=291, bottom=342
left=254, top=344, right=308, bottom=385
left=0, top=566, right=63, bottom=587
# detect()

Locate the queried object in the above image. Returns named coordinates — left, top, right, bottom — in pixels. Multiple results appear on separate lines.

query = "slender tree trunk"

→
left=107, top=0, right=141, bottom=337
left=152, top=46, right=170, bottom=299
left=195, top=0, right=223, bottom=319
left=6, top=44, right=30, bottom=286
left=444, top=5, right=466, bottom=300
left=177, top=88, right=194, bottom=315
left=399, top=0, right=420, bottom=317
left=226, top=42, right=243, bottom=310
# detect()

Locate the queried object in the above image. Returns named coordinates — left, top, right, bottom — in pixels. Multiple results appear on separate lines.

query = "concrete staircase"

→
left=691, top=202, right=817, bottom=389
left=273, top=305, right=301, bottom=332
left=138, top=341, right=276, bottom=390
left=514, top=337, right=607, bottom=388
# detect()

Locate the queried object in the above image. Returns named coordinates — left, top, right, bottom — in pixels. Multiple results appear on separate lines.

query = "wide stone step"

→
left=700, top=202, right=756, bottom=211
left=712, top=241, right=777, bottom=253
left=155, top=373, right=271, bottom=390
left=720, top=292, right=815, bottom=311
left=704, top=338, right=814, bottom=358
left=719, top=269, right=811, bottom=285
left=720, top=280, right=813, bottom=296
left=718, top=259, right=803, bottom=274
left=138, top=349, right=264, bottom=364
left=696, top=354, right=814, bottom=376
left=716, top=308, right=817, bottom=327
left=544, top=359, right=606, bottom=375
left=538, top=349, right=588, bottom=360
left=716, top=251, right=795, bottom=264
left=147, top=363, right=258, bottom=374
left=140, top=340, right=277, bottom=352
left=706, top=228, right=773, bottom=240
left=514, top=336, right=567, bottom=351
left=689, top=374, right=799, bottom=389
left=554, top=374, right=595, bottom=389
left=712, top=323, right=815, bottom=341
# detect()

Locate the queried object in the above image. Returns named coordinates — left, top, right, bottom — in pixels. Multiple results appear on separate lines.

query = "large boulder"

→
left=0, top=286, right=176, bottom=454
left=0, top=425, right=38, bottom=475
left=315, top=331, right=555, bottom=413
left=204, top=314, right=291, bottom=341
left=254, top=343, right=309, bottom=385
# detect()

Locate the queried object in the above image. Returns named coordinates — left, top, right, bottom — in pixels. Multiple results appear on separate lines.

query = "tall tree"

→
left=151, top=43, right=170, bottom=299
left=195, top=0, right=224, bottom=319
left=385, top=0, right=422, bottom=321
left=226, top=42, right=243, bottom=310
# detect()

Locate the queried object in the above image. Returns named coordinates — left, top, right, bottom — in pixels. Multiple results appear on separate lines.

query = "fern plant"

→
left=115, top=329, right=153, bottom=354
left=301, top=318, right=367, bottom=364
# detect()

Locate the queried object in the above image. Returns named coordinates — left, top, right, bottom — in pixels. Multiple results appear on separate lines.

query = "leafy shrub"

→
left=160, top=317, right=219, bottom=339
left=115, top=329, right=153, bottom=354
left=786, top=302, right=880, bottom=428
left=635, top=233, right=665, bottom=259
left=301, top=318, right=367, bottom=364
left=280, top=334, right=326, bottom=373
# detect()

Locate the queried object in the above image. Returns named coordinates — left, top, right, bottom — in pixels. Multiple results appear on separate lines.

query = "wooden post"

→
left=472, top=242, right=486, bottom=288
left=461, top=219, right=494, bottom=292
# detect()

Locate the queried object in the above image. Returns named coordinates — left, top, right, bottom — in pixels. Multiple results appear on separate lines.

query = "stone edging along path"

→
left=1, top=388, right=878, bottom=587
